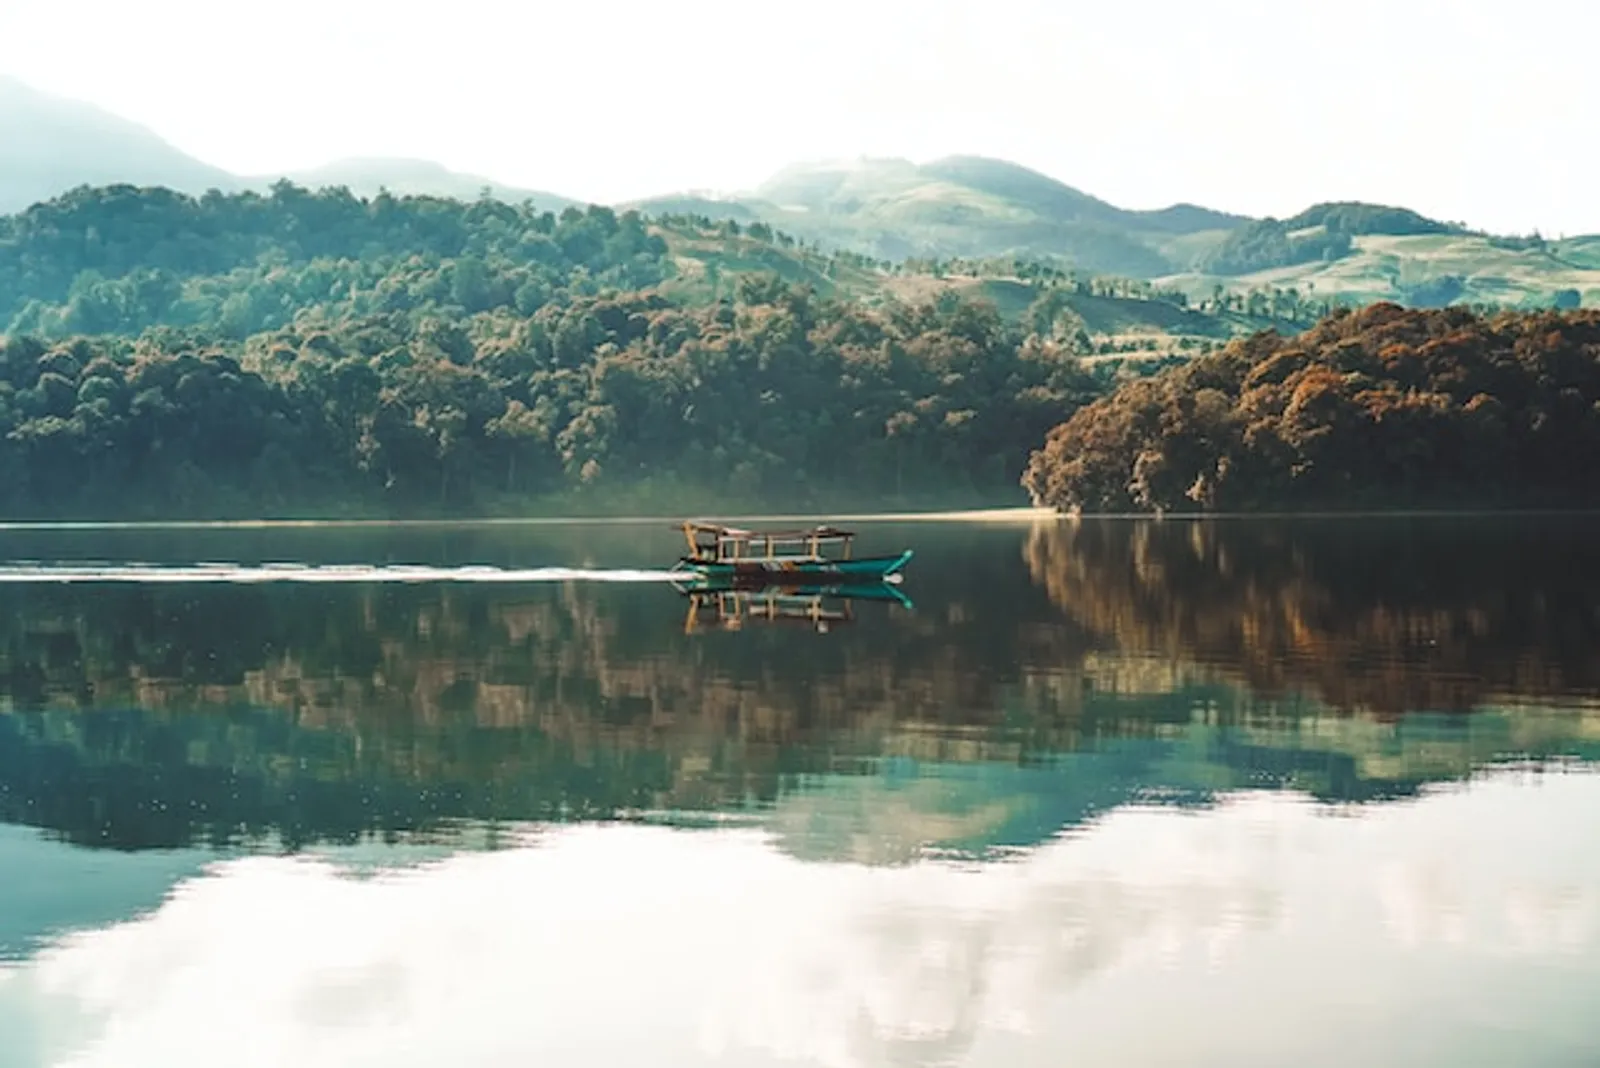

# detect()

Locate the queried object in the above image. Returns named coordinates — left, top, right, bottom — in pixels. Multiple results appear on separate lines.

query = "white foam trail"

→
left=0, top=563, right=682, bottom=584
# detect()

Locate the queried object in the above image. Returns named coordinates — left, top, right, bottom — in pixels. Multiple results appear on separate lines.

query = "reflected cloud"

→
left=1503, top=885, right=1598, bottom=955
left=4, top=770, right=1597, bottom=1068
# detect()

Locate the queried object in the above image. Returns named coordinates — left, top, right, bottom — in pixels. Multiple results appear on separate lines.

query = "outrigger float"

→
left=670, top=522, right=913, bottom=588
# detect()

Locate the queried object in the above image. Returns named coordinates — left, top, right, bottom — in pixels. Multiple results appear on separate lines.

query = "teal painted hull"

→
left=673, top=549, right=912, bottom=585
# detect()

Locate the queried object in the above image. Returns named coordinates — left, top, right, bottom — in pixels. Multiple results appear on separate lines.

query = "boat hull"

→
left=673, top=550, right=912, bottom=587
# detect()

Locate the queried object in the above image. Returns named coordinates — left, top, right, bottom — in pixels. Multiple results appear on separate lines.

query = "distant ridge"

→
left=1, top=77, right=1593, bottom=307
left=0, top=75, right=238, bottom=212
left=253, top=157, right=577, bottom=213
left=617, top=193, right=764, bottom=222
left=0, top=77, right=582, bottom=216
left=723, top=154, right=1250, bottom=275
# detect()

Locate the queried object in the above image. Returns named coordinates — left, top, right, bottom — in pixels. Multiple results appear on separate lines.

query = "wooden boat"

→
left=670, top=522, right=913, bottom=586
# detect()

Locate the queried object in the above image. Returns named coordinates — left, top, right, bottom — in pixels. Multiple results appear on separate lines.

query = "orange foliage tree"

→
left=1023, top=303, right=1600, bottom=513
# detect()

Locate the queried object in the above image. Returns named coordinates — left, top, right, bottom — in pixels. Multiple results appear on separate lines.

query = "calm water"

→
left=0, top=516, right=1598, bottom=1067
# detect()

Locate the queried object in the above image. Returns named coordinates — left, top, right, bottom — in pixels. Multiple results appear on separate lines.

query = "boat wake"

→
left=0, top=562, right=684, bottom=585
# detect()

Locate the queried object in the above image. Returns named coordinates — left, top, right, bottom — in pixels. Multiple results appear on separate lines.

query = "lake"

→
left=0, top=515, right=1597, bottom=1067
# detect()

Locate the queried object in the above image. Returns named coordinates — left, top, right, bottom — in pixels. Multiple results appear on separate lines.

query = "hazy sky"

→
left=1, top=0, right=1594, bottom=234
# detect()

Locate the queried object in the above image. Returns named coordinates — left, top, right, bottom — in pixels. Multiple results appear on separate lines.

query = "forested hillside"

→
left=1195, top=202, right=1466, bottom=276
left=6, top=183, right=1599, bottom=520
left=0, top=183, right=670, bottom=337
left=0, top=184, right=1102, bottom=518
left=1023, top=303, right=1600, bottom=514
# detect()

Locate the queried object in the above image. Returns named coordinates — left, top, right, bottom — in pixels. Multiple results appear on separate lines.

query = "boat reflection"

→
left=673, top=579, right=913, bottom=634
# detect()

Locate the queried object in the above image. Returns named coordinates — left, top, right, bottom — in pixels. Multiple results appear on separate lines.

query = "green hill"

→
left=1162, top=232, right=1600, bottom=311
left=1191, top=200, right=1467, bottom=276
left=0, top=183, right=1123, bottom=519
left=1, top=180, right=1591, bottom=521
left=2, top=75, right=1593, bottom=313
left=1556, top=236, right=1600, bottom=270
left=649, top=217, right=1288, bottom=356
left=645, top=166, right=1598, bottom=310
left=724, top=156, right=1238, bottom=276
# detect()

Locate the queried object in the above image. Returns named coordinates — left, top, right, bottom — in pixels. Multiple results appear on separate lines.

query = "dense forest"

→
left=4, top=185, right=1599, bottom=518
left=0, top=182, right=671, bottom=337
left=1023, top=303, right=1600, bottom=513
left=0, top=184, right=1103, bottom=517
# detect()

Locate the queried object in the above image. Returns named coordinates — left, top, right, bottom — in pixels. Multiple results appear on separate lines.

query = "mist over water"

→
left=0, top=516, right=1596, bottom=1067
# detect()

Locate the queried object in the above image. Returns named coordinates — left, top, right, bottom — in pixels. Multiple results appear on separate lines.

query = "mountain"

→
left=1189, top=200, right=1470, bottom=277
left=0, top=76, right=238, bottom=213
left=624, top=193, right=763, bottom=222
left=254, top=157, right=576, bottom=213
left=0, top=78, right=1592, bottom=311
left=627, top=160, right=1600, bottom=308
left=713, top=155, right=1243, bottom=276
left=0, top=80, right=580, bottom=216
left=1133, top=202, right=1253, bottom=234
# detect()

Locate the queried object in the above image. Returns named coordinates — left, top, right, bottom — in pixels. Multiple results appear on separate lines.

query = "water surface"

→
left=0, top=516, right=1597, bottom=1067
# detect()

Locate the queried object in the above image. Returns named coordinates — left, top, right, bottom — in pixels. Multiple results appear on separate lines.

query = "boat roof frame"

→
left=680, top=520, right=857, bottom=542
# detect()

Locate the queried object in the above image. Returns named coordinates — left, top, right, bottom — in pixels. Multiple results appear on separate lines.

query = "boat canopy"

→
left=680, top=521, right=856, bottom=562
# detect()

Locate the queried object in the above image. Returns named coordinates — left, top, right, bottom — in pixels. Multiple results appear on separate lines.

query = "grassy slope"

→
left=656, top=224, right=1278, bottom=355
left=654, top=184, right=1600, bottom=312
left=1160, top=234, right=1600, bottom=308
left=657, top=228, right=881, bottom=301
left=649, top=162, right=1600, bottom=311
left=1556, top=236, right=1600, bottom=270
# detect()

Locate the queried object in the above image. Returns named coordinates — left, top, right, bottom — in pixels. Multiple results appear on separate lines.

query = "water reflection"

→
left=677, top=582, right=914, bottom=635
left=3, top=769, right=1597, bottom=1068
left=0, top=519, right=1596, bottom=860
left=1, top=519, right=1599, bottom=1064
left=1024, top=516, right=1600, bottom=712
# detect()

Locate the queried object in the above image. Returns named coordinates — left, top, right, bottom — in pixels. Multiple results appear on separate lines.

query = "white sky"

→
left=0, top=0, right=1594, bottom=234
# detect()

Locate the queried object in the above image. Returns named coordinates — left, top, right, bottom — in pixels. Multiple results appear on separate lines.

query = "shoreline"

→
left=0, top=507, right=1060, bottom=531
left=0, top=505, right=1598, bottom=531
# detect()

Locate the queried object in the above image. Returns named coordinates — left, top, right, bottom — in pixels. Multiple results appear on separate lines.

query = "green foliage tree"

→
left=0, top=181, right=1106, bottom=518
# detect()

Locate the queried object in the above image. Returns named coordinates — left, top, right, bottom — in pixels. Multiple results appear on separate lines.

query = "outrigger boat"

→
left=670, top=522, right=913, bottom=587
